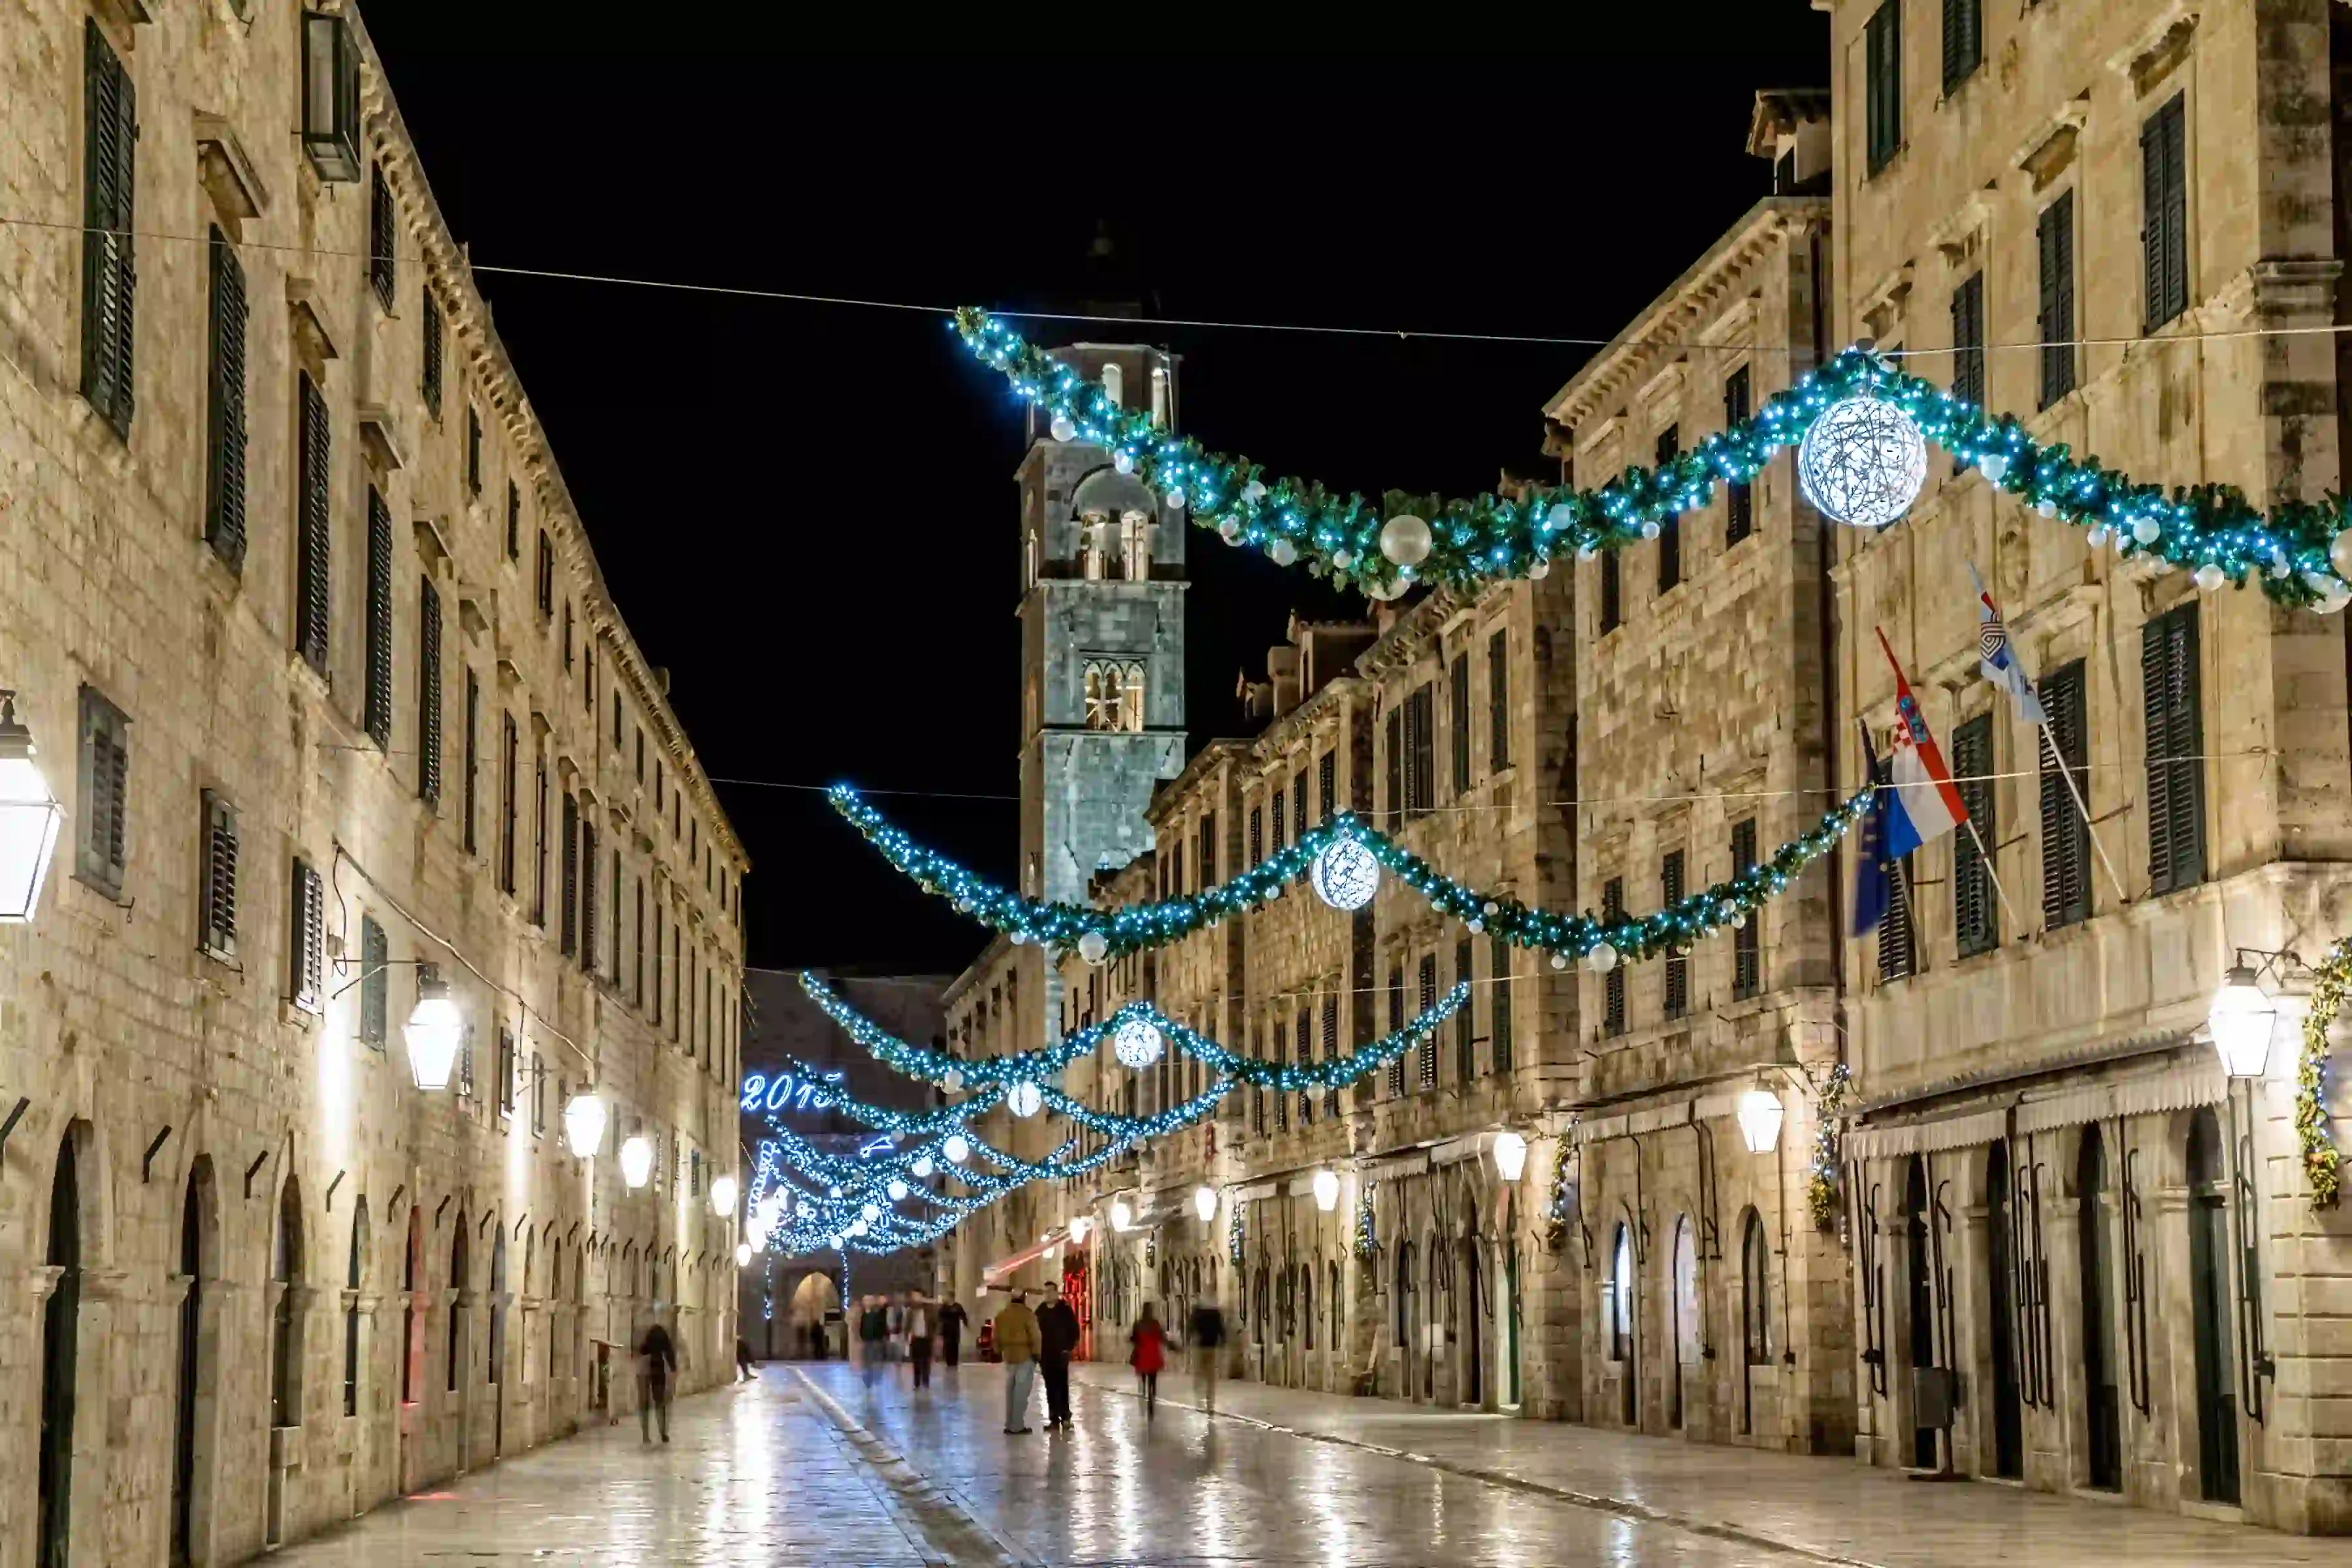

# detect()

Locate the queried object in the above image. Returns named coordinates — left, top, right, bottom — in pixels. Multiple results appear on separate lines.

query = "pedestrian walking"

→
left=1186, top=1298, right=1226, bottom=1415
left=734, top=1335, right=758, bottom=1383
left=907, top=1298, right=935, bottom=1389
left=1130, top=1302, right=1167, bottom=1421
left=939, top=1298, right=968, bottom=1367
left=887, top=1294, right=909, bottom=1364
left=858, top=1296, right=889, bottom=1389
left=1036, top=1279, right=1081, bottom=1431
left=992, top=1290, right=1041, bottom=1435
left=636, top=1320, right=678, bottom=1443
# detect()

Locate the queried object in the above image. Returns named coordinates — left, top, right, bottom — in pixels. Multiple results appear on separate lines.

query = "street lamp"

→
left=0, top=693, right=63, bottom=923
left=2210, top=961, right=2279, bottom=1079
left=710, top=1173, right=739, bottom=1218
left=401, top=965, right=465, bottom=1091
left=734, top=1242, right=751, bottom=1267
left=1737, top=1088, right=1786, bottom=1154
left=1194, top=1185, right=1217, bottom=1222
left=1492, top=1131, right=1529, bottom=1184
left=619, top=1133, right=654, bottom=1190
left=1312, top=1169, right=1340, bottom=1212
left=562, top=1092, right=607, bottom=1158
left=1111, top=1199, right=1134, bottom=1232
left=1068, top=1215, right=1092, bottom=1245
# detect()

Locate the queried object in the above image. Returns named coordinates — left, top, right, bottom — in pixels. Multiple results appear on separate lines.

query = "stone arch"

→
left=269, top=1175, right=305, bottom=1430
left=172, top=1152, right=225, bottom=1567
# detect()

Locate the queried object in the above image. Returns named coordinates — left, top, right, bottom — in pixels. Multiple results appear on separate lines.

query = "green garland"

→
left=2300, top=939, right=2349, bottom=1210
left=1806, top=1064, right=1851, bottom=1231
left=1544, top=1140, right=1575, bottom=1252
left=956, top=308, right=2352, bottom=608
left=833, top=783, right=1872, bottom=966
left=1354, top=1181, right=1379, bottom=1262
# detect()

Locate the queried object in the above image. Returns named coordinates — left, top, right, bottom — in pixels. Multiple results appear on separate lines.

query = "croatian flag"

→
left=1969, top=563, right=2048, bottom=725
left=1873, top=627, right=1969, bottom=860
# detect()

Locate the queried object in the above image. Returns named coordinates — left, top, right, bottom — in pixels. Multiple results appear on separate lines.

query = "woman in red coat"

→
left=1130, top=1302, right=1168, bottom=1421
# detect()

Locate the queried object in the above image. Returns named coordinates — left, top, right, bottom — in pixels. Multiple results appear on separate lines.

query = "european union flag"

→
left=1851, top=723, right=1891, bottom=938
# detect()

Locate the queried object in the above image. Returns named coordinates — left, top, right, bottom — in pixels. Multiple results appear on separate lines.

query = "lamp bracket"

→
left=2233, top=947, right=2311, bottom=993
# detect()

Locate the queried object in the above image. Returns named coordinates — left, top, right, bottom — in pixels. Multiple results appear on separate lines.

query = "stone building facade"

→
left=1543, top=188, right=1854, bottom=1454
left=1823, top=0, right=2352, bottom=1531
left=0, top=4, right=747, bottom=1563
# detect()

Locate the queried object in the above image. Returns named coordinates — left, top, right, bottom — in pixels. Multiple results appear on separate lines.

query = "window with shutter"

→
left=417, top=580, right=442, bottom=804
left=1490, top=933, right=1512, bottom=1071
left=1407, top=685, right=1435, bottom=815
left=1417, top=955, right=1439, bottom=1089
left=1866, top=0, right=1901, bottom=173
left=1386, top=964, right=1407, bottom=1096
left=1318, top=751, right=1336, bottom=819
left=1294, top=768, right=1308, bottom=834
left=1601, top=550, right=1622, bottom=632
left=1322, top=992, right=1341, bottom=1115
left=199, top=790, right=238, bottom=960
left=1878, top=855, right=1917, bottom=980
left=496, top=1028, right=515, bottom=1117
left=364, top=487, right=394, bottom=748
left=2143, top=605, right=2206, bottom=894
left=1270, top=785, right=1284, bottom=851
left=1249, top=806, right=1262, bottom=867
left=2038, top=191, right=2076, bottom=407
left=560, top=792, right=578, bottom=955
left=204, top=229, right=248, bottom=570
left=580, top=823, right=598, bottom=973
left=1656, top=427, right=1682, bottom=595
left=81, top=22, right=137, bottom=438
left=2142, top=94, right=2188, bottom=330
left=299, top=10, right=361, bottom=180
left=1273, top=1021, right=1288, bottom=1132
left=1732, top=817, right=1761, bottom=997
left=1296, top=1006, right=1315, bottom=1125
left=1455, top=938, right=1477, bottom=1081
left=295, top=374, right=332, bottom=672
left=289, top=858, right=325, bottom=1014
left=421, top=288, right=443, bottom=416
left=612, top=851, right=623, bottom=981
left=1723, top=368, right=1754, bottom=544
left=1950, top=272, right=1984, bottom=407
left=466, top=406, right=482, bottom=495
left=1488, top=630, right=1510, bottom=772
left=461, top=670, right=479, bottom=854
left=76, top=686, right=129, bottom=898
left=506, top=482, right=520, bottom=559
left=1450, top=655, right=1471, bottom=793
left=497, top=713, right=517, bottom=894
left=1952, top=714, right=1998, bottom=956
left=1384, top=708, right=1402, bottom=825
left=368, top=164, right=397, bottom=310
left=1942, top=0, right=1981, bottom=93
left=1603, top=877, right=1627, bottom=1036
left=2038, top=660, right=2093, bottom=928
left=537, top=530, right=554, bottom=618
left=1663, top=850, right=1689, bottom=1017
left=359, top=915, right=388, bottom=1047
left=532, top=743, right=548, bottom=926
left=1199, top=810, right=1216, bottom=886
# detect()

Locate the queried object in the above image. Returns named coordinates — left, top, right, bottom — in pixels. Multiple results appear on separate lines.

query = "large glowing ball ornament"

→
left=1797, top=394, right=1927, bottom=529
left=1364, top=576, right=1410, bottom=603
left=1077, top=930, right=1110, bottom=966
left=942, top=1068, right=964, bottom=1094
left=1492, top=1131, right=1529, bottom=1183
left=943, top=1134, right=972, bottom=1165
left=862, top=1202, right=882, bottom=1222
left=619, top=1134, right=655, bottom=1190
left=887, top=1179, right=910, bottom=1202
left=826, top=1233, right=843, bottom=1250
left=1312, top=1169, right=1340, bottom=1212
left=1584, top=942, right=1620, bottom=974
left=1113, top=1017, right=1166, bottom=1070
left=1194, top=1185, right=1218, bottom=1222
left=710, top=1174, right=740, bottom=1218
left=911, top=1154, right=936, bottom=1179
left=1050, top=414, right=1077, bottom=443
left=2333, top=528, right=2352, bottom=582
left=1379, top=513, right=1432, bottom=567
left=1736, top=1090, right=1786, bottom=1154
left=1007, top=1081, right=1043, bottom=1119
left=562, top=1092, right=608, bottom=1158
left=1310, top=837, right=1380, bottom=911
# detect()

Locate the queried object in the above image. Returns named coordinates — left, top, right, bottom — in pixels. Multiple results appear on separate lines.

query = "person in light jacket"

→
left=992, top=1291, right=1042, bottom=1435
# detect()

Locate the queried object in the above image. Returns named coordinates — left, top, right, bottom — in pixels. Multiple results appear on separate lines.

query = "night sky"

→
left=360, top=16, right=1830, bottom=975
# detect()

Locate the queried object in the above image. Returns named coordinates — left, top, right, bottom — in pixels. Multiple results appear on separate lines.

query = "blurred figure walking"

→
left=1186, top=1298, right=1226, bottom=1415
left=939, top=1297, right=968, bottom=1367
left=1130, top=1303, right=1168, bottom=1422
left=907, top=1297, right=935, bottom=1389
left=1036, top=1281, right=1081, bottom=1431
left=636, top=1320, right=677, bottom=1443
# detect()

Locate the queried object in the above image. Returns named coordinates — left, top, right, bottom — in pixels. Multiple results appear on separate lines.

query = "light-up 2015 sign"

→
left=740, top=1070, right=843, bottom=1116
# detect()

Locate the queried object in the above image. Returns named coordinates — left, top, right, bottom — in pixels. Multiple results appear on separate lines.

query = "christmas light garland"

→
left=956, top=309, right=2352, bottom=608
left=1806, top=1063, right=1850, bottom=1230
left=2298, top=938, right=2348, bottom=1211
left=835, top=783, right=1872, bottom=968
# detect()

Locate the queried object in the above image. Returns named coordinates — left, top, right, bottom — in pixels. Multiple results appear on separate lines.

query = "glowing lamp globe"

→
left=2208, top=964, right=2277, bottom=1079
left=1194, top=1185, right=1217, bottom=1222
left=861, top=1202, right=881, bottom=1223
left=402, top=968, right=466, bottom=1091
left=618, top=1134, right=655, bottom=1190
left=887, top=1179, right=909, bottom=1202
left=1380, top=513, right=1433, bottom=566
left=1007, top=1081, right=1043, bottom=1119
left=1310, top=838, right=1380, bottom=911
left=943, top=1134, right=972, bottom=1165
left=710, top=1174, right=739, bottom=1218
left=1737, top=1090, right=1786, bottom=1154
left=1077, top=930, right=1109, bottom=966
left=0, top=696, right=63, bottom=923
left=1113, top=1017, right=1166, bottom=1070
left=734, top=1243, right=751, bottom=1267
left=911, top=1155, right=936, bottom=1179
left=1492, top=1131, right=1529, bottom=1184
left=1111, top=1199, right=1134, bottom=1232
left=826, top=1233, right=844, bottom=1250
left=1069, top=1215, right=1092, bottom=1245
left=562, top=1092, right=608, bottom=1158
left=1797, top=394, right=1927, bottom=529
left=1311, top=1169, right=1339, bottom=1212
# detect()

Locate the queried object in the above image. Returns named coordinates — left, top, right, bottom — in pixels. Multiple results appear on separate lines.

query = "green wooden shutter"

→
left=81, top=22, right=137, bottom=436
left=1604, top=877, right=1627, bottom=1034
left=1488, top=630, right=1510, bottom=770
left=1867, top=1, right=1901, bottom=173
left=2039, top=661, right=2092, bottom=926
left=1450, top=655, right=1471, bottom=794
left=1656, top=425, right=1681, bottom=595
left=1951, top=273, right=1984, bottom=406
left=1384, top=709, right=1402, bottom=824
left=1454, top=938, right=1475, bottom=1082
left=1318, top=750, right=1336, bottom=819
left=2143, top=606, right=2205, bottom=893
left=1601, top=551, right=1621, bottom=632
left=1952, top=714, right=1997, bottom=956
left=1942, top=0, right=1980, bottom=92
left=1723, top=368, right=1754, bottom=544
left=205, top=229, right=248, bottom=570
left=364, top=487, right=394, bottom=748
left=2038, top=193, right=2075, bottom=406
left=2142, top=96, right=2187, bottom=329
left=1417, top=955, right=1439, bottom=1088
left=359, top=915, right=388, bottom=1045
left=1732, top=817, right=1761, bottom=995
left=418, top=578, right=443, bottom=804
left=1663, top=850, right=1688, bottom=1015
left=78, top=688, right=129, bottom=896
left=462, top=671, right=479, bottom=853
left=466, top=406, right=482, bottom=494
left=201, top=791, right=238, bottom=958
left=1386, top=964, right=1407, bottom=1096
left=290, top=860, right=324, bottom=1014
left=368, top=164, right=397, bottom=309
left=295, top=374, right=331, bottom=671
left=1490, top=933, right=1512, bottom=1071
left=421, top=288, right=443, bottom=414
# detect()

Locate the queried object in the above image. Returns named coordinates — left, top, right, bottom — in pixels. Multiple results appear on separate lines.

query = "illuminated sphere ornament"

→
left=1077, top=930, right=1109, bottom=966
left=942, top=1068, right=964, bottom=1094
left=2333, top=529, right=2352, bottom=581
left=1796, top=394, right=1927, bottom=528
left=887, top=1179, right=909, bottom=1201
left=1584, top=941, right=1620, bottom=974
left=1364, top=576, right=1409, bottom=603
left=2195, top=564, right=2225, bottom=593
left=1269, top=538, right=1298, bottom=566
left=911, top=1155, right=936, bottom=1179
left=1113, top=1017, right=1166, bottom=1070
left=1194, top=1184, right=1218, bottom=1222
left=943, top=1134, right=972, bottom=1165
left=1379, top=513, right=1432, bottom=566
left=1113, top=449, right=1135, bottom=475
left=861, top=1202, right=881, bottom=1223
left=826, top=1233, right=843, bottom=1250
left=1974, top=451, right=2010, bottom=485
left=1049, top=414, right=1076, bottom=442
left=1007, top=1081, right=1043, bottom=1118
left=1310, top=838, right=1380, bottom=911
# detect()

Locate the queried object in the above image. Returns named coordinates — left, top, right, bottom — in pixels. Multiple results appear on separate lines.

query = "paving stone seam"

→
left=793, top=1367, right=1041, bottom=1568
left=1067, top=1373, right=1885, bottom=1568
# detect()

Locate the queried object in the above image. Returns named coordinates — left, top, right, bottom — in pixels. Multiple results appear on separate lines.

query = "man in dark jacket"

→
left=858, top=1296, right=889, bottom=1388
left=938, top=1298, right=968, bottom=1367
left=638, top=1320, right=678, bottom=1443
left=1036, top=1280, right=1082, bottom=1431
left=1186, top=1299, right=1226, bottom=1414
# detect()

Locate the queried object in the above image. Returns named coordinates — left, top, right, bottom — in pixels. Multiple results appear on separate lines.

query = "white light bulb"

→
left=1585, top=942, right=1619, bottom=974
left=1796, top=394, right=1927, bottom=528
left=911, top=1156, right=935, bottom=1179
left=1310, top=839, right=1380, bottom=911
left=1049, top=414, right=1077, bottom=443
left=943, top=1135, right=972, bottom=1165
left=1379, top=514, right=1432, bottom=567
left=887, top=1179, right=909, bottom=1201
left=1077, top=930, right=1109, bottom=966
left=1007, top=1081, right=1042, bottom=1118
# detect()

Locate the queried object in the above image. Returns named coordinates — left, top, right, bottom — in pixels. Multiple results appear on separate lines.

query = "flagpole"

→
left=2035, top=718, right=2131, bottom=907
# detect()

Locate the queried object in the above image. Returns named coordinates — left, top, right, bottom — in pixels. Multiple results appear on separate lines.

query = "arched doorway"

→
left=1669, top=1215, right=1699, bottom=1431
left=39, top=1134, right=82, bottom=1568
left=2078, top=1126, right=2120, bottom=1490
left=1505, top=1244, right=1522, bottom=1409
left=1394, top=1240, right=1417, bottom=1401
left=268, top=1178, right=304, bottom=1546
left=1985, top=1143, right=2023, bottom=1478
left=344, top=1198, right=370, bottom=1418
left=1903, top=1157, right=1935, bottom=1469
left=1463, top=1202, right=1482, bottom=1408
left=2187, top=1108, right=2239, bottom=1503
left=449, top=1218, right=470, bottom=1396
left=787, top=1273, right=835, bottom=1357
left=172, top=1156, right=217, bottom=1567
left=489, top=1226, right=508, bottom=1456
left=1609, top=1220, right=1637, bottom=1427
left=1740, top=1209, right=1769, bottom=1438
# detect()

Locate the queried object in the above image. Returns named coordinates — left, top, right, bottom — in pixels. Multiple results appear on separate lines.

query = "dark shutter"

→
left=1952, top=714, right=1998, bottom=956
left=1294, top=767, right=1309, bottom=834
left=498, top=713, right=517, bottom=894
left=1269, top=787, right=1284, bottom=851
left=1386, top=964, right=1407, bottom=1096
left=1318, top=751, right=1336, bottom=819
left=418, top=579, right=443, bottom=804
left=1274, top=1021, right=1289, bottom=1132
left=1490, top=934, right=1512, bottom=1071
left=2142, top=95, right=2188, bottom=330
left=1417, top=955, right=1439, bottom=1088
left=1603, top=878, right=1627, bottom=1035
left=506, top=482, right=521, bottom=559
left=466, top=406, right=482, bottom=495
left=1322, top=992, right=1341, bottom=1115
left=2143, top=606, right=2206, bottom=894
left=1878, top=854, right=1916, bottom=981
left=290, top=859, right=325, bottom=1014
left=1488, top=630, right=1510, bottom=771
left=2038, top=192, right=2076, bottom=407
left=1409, top=685, right=1435, bottom=815
left=421, top=288, right=443, bottom=415
left=1663, top=850, right=1689, bottom=1017
left=461, top=670, right=479, bottom=854
left=1449, top=655, right=1470, bottom=794
left=537, top=530, right=554, bottom=617
left=1866, top=0, right=1902, bottom=174
left=204, top=229, right=248, bottom=570
left=1199, top=810, right=1217, bottom=885
left=200, top=790, right=238, bottom=959
left=1732, top=817, right=1761, bottom=997
left=532, top=747, right=548, bottom=926
left=1942, top=0, right=1981, bottom=93
left=1455, top=938, right=1477, bottom=1082
left=1249, top=805, right=1263, bottom=867
left=1723, top=368, right=1754, bottom=544
left=2039, top=661, right=2093, bottom=928
left=368, top=163, right=396, bottom=309
left=580, top=821, right=598, bottom=972
left=359, top=915, right=387, bottom=1046
left=1384, top=708, right=1403, bottom=825
left=363, top=487, right=394, bottom=748
left=295, top=374, right=331, bottom=672
left=80, top=22, right=137, bottom=437
left=1951, top=272, right=1985, bottom=406
left=1656, top=426, right=1682, bottom=595
left=77, top=687, right=129, bottom=896
left=497, top=1029, right=515, bottom=1117
left=1601, top=551, right=1622, bottom=632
